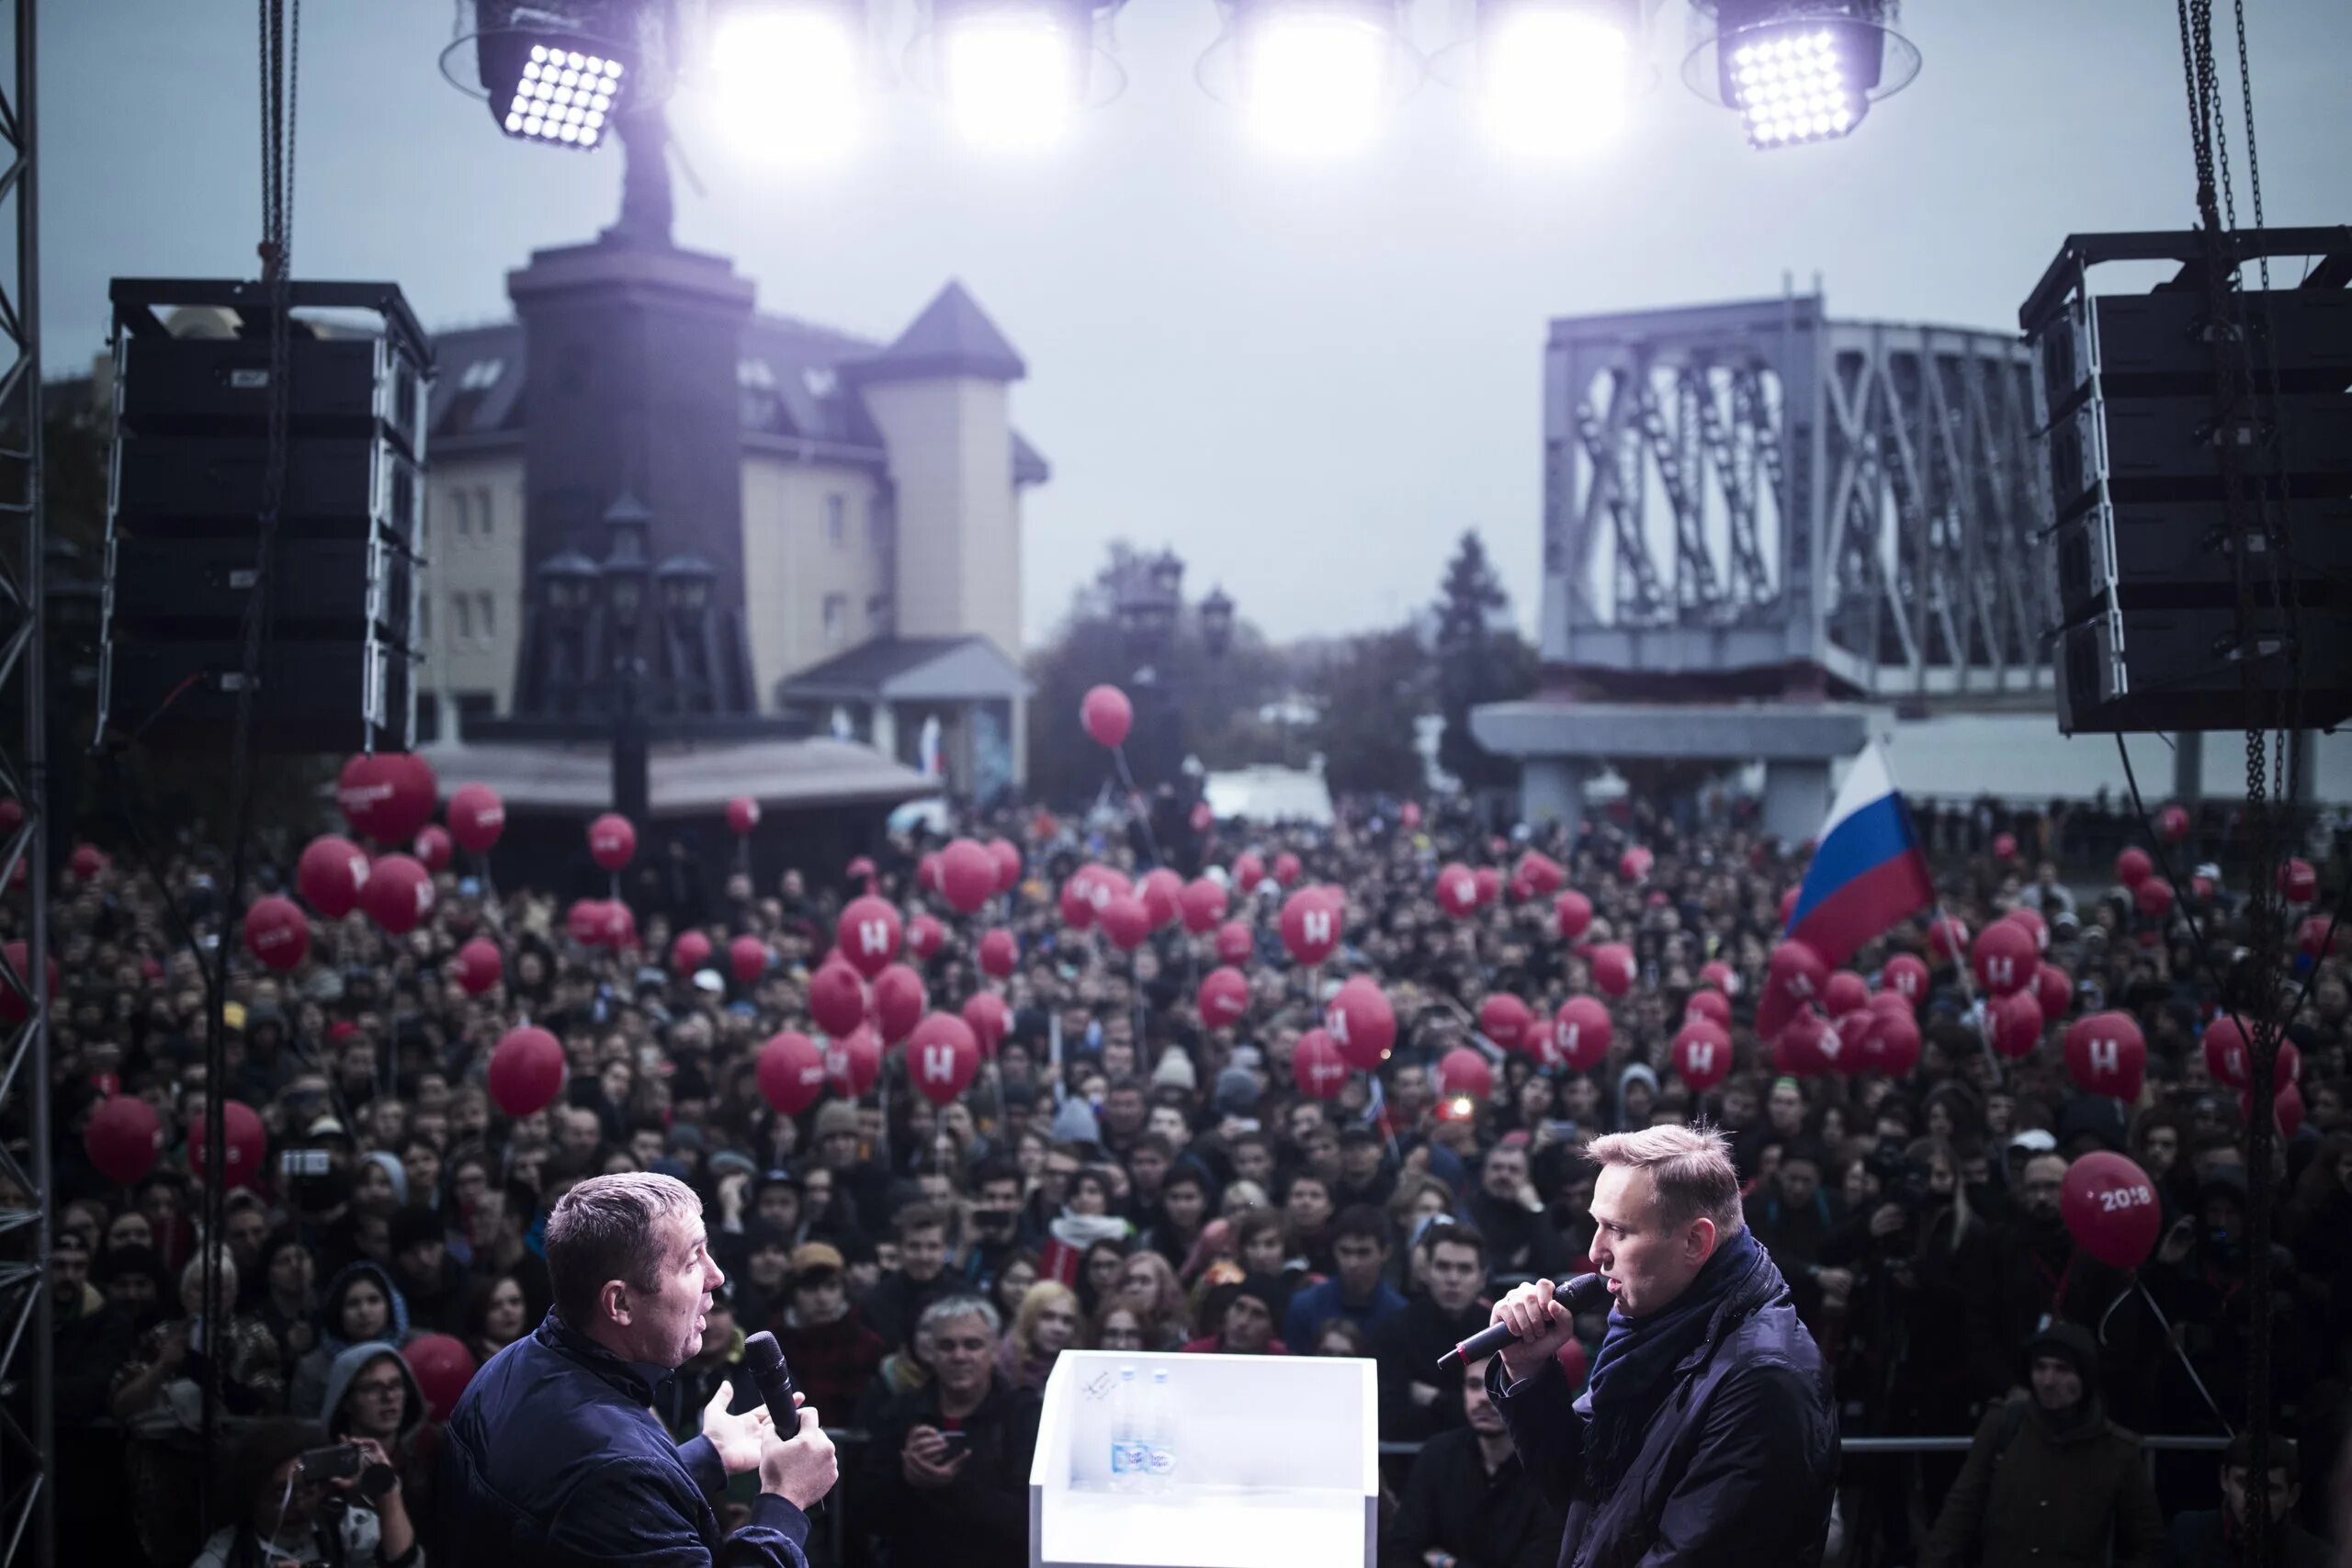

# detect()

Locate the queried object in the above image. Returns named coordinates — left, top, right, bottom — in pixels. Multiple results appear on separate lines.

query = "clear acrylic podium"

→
left=1028, top=1349, right=1378, bottom=1568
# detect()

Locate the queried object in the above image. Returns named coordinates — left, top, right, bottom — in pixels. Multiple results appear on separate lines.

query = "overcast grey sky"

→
left=40, top=0, right=2352, bottom=647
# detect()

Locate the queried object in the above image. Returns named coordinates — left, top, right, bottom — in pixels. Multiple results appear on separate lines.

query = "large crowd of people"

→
left=34, top=786, right=2352, bottom=1568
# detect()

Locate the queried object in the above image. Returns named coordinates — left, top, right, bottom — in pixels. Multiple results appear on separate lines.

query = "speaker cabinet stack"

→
left=97, top=278, right=432, bottom=753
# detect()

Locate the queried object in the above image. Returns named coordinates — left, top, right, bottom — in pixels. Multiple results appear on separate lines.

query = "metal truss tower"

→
left=0, top=0, right=48, bottom=1560
left=1542, top=292, right=2055, bottom=705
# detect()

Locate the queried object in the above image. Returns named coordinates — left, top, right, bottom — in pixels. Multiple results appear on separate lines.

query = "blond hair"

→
left=1585, top=1122, right=1745, bottom=1238
left=545, top=1172, right=704, bottom=1327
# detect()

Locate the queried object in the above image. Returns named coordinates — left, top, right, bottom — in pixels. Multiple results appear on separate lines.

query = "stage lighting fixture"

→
left=1476, top=0, right=1634, bottom=157
left=1687, top=0, right=1917, bottom=151
left=933, top=0, right=1092, bottom=151
left=708, top=0, right=869, bottom=164
left=1230, top=0, right=1409, bottom=157
left=479, top=25, right=633, bottom=151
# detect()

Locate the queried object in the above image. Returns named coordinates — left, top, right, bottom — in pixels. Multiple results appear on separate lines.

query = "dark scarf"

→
left=1579, top=1228, right=1771, bottom=1487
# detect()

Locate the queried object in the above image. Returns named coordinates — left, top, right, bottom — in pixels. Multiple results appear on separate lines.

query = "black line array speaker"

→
left=98, top=279, right=431, bottom=752
left=2028, top=243, right=2352, bottom=735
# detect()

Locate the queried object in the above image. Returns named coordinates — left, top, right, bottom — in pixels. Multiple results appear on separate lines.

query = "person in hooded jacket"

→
left=1921, top=1321, right=2165, bottom=1568
left=290, top=1261, right=410, bottom=1419
left=1483, top=1125, right=1837, bottom=1568
left=322, top=1340, right=440, bottom=1532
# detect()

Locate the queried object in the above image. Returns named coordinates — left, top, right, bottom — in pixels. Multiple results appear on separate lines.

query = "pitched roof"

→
left=775, top=634, right=1031, bottom=704
left=846, top=281, right=1026, bottom=386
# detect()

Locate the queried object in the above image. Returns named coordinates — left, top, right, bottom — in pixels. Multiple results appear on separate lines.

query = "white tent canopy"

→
left=1204, top=766, right=1336, bottom=827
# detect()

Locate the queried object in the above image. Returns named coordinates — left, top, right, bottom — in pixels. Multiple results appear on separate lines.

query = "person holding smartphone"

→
left=191, top=1419, right=419, bottom=1568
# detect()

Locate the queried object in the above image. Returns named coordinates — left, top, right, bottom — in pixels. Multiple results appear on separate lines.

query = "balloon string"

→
left=2135, top=1280, right=2236, bottom=1435
left=1109, top=744, right=1166, bottom=871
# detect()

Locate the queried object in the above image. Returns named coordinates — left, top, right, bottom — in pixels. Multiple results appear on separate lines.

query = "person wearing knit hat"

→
left=1151, top=1050, right=1198, bottom=1093
left=1184, top=1272, right=1289, bottom=1355
left=813, top=1100, right=861, bottom=1143
left=1049, top=1095, right=1101, bottom=1149
left=1214, top=1068, right=1260, bottom=1120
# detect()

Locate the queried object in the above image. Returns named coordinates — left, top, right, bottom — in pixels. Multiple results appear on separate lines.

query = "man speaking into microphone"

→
left=438, top=1172, right=839, bottom=1566
left=1481, top=1126, right=1836, bottom=1568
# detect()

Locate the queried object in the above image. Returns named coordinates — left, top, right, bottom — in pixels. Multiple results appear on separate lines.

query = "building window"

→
left=825, top=493, right=846, bottom=547
left=418, top=592, right=432, bottom=643
left=822, top=592, right=848, bottom=648
left=459, top=357, right=505, bottom=391
left=866, top=593, right=890, bottom=636
left=453, top=592, right=474, bottom=642
left=475, top=487, right=494, bottom=538
left=477, top=592, right=497, bottom=640
left=450, top=490, right=470, bottom=538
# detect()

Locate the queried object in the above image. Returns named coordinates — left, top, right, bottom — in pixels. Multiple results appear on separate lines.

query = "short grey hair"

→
left=1586, top=1123, right=1746, bottom=1239
left=545, top=1172, right=704, bottom=1327
left=915, top=1293, right=1001, bottom=1344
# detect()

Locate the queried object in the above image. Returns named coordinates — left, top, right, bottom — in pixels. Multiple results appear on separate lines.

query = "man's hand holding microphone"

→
left=1439, top=1272, right=1609, bottom=1383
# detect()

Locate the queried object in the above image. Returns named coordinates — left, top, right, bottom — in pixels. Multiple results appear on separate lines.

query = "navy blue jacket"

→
left=1487, top=1247, right=1837, bottom=1568
left=437, top=1311, right=811, bottom=1568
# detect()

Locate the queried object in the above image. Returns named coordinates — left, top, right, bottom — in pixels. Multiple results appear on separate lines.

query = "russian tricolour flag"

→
left=1784, top=745, right=1936, bottom=969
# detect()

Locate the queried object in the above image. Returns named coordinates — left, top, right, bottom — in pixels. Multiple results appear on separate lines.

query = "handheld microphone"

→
left=741, top=1330, right=800, bottom=1431
left=1436, top=1272, right=1611, bottom=1369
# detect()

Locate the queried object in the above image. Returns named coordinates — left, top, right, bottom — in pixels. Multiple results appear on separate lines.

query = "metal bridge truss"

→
left=1543, top=295, right=2056, bottom=705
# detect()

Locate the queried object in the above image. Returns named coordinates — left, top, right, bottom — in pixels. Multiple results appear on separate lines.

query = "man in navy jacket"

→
left=438, top=1172, right=839, bottom=1567
left=1483, top=1125, right=1837, bottom=1568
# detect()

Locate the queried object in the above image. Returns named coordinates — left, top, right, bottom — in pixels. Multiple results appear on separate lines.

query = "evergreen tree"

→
left=1431, top=530, right=1535, bottom=791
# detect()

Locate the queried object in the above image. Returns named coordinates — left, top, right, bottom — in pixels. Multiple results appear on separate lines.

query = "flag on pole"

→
left=1784, top=744, right=1936, bottom=968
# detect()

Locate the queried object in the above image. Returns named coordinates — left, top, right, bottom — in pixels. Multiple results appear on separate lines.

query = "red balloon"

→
left=2133, top=876, right=2175, bottom=920
left=826, top=1027, right=882, bottom=1098
left=1589, top=943, right=1635, bottom=999
left=402, top=1334, right=477, bottom=1425
left=908, top=1013, right=981, bottom=1105
left=1672, top=1019, right=1733, bottom=1092
left=2156, top=804, right=2190, bottom=843
left=2202, top=1016, right=2250, bottom=1089
left=1882, top=953, right=1928, bottom=1007
left=978, top=928, right=1019, bottom=979
left=298, top=835, right=371, bottom=919
left=1233, top=852, right=1266, bottom=893
left=1100, top=896, right=1153, bottom=952
left=1767, top=942, right=1827, bottom=1018
left=1971, top=920, right=2036, bottom=998
left=758, top=1032, right=828, bottom=1117
left=962, top=992, right=1011, bottom=1056
left=1434, top=863, right=1479, bottom=919
left=808, top=961, right=866, bottom=1037
left=989, top=839, right=1023, bottom=895
left=488, top=1027, right=566, bottom=1116
left=566, top=898, right=608, bottom=945
left=596, top=902, right=638, bottom=952
left=413, top=824, right=454, bottom=874
left=1435, top=1046, right=1494, bottom=1103
left=0, top=798, right=17, bottom=837
left=907, top=913, right=946, bottom=964
left=452, top=937, right=503, bottom=997
left=1472, top=867, right=1504, bottom=908
left=1697, top=960, right=1738, bottom=997
left=729, top=934, right=771, bottom=986
left=1991, top=832, right=2018, bottom=861
left=67, top=842, right=109, bottom=880
left=2301, top=916, right=2345, bottom=961
left=337, top=752, right=437, bottom=844
left=1197, top=966, right=1250, bottom=1029
left=2062, top=1151, right=2163, bottom=1269
left=1554, top=890, right=1593, bottom=942
left=1515, top=852, right=1565, bottom=897
left=2033, top=962, right=2074, bottom=1021
left=1618, top=846, right=1654, bottom=883
left=359, top=854, right=434, bottom=935
left=837, top=896, right=903, bottom=977
left=1544, top=997, right=1611, bottom=1072
left=1989, top=990, right=2044, bottom=1059
left=1139, top=869, right=1184, bottom=930
left=1859, top=1009, right=1922, bottom=1077
left=85, top=1095, right=163, bottom=1184
left=2064, top=1010, right=2146, bottom=1100
left=2237, top=1080, right=2305, bottom=1136
left=447, top=784, right=506, bottom=854
left=1478, top=993, right=1534, bottom=1053
left=1926, top=915, right=1970, bottom=963
left=1774, top=1010, right=1833, bottom=1077
left=1215, top=920, right=1254, bottom=966
left=588, top=813, right=638, bottom=873
left=1822, top=971, right=1869, bottom=1019
left=1292, top=1029, right=1350, bottom=1100
left=186, top=1100, right=267, bottom=1186
left=1280, top=887, right=1343, bottom=966
left=673, top=930, right=713, bottom=976
left=242, top=896, right=310, bottom=972
left=727, top=796, right=762, bottom=836
left=1271, top=852, right=1302, bottom=889
left=939, top=839, right=998, bottom=914
left=851, top=856, right=882, bottom=887
left=1683, top=989, right=1732, bottom=1030
left=2116, top=847, right=2154, bottom=889
left=873, top=964, right=927, bottom=1044
left=2006, top=908, right=2049, bottom=953
left=2278, top=859, right=2318, bottom=903
left=1325, top=976, right=1396, bottom=1069
left=1081, top=684, right=1134, bottom=749
left=1179, top=877, right=1228, bottom=933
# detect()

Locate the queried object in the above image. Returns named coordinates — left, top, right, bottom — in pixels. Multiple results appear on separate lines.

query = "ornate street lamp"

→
left=601, top=494, right=655, bottom=824
left=1199, top=584, right=1236, bottom=659
left=600, top=494, right=654, bottom=648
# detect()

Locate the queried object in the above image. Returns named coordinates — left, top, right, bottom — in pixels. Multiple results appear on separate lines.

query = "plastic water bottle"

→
left=1143, top=1366, right=1177, bottom=1493
left=1111, top=1366, right=1147, bottom=1491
